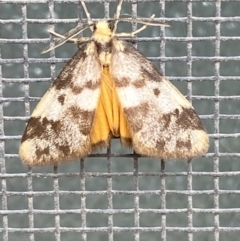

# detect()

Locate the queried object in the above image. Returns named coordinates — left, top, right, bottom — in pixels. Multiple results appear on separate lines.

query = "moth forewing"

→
left=110, top=40, right=209, bottom=159
left=19, top=44, right=102, bottom=166
left=19, top=0, right=209, bottom=166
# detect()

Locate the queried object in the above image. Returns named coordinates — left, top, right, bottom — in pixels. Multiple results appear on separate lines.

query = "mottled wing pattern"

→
left=19, top=42, right=101, bottom=166
left=111, top=39, right=209, bottom=160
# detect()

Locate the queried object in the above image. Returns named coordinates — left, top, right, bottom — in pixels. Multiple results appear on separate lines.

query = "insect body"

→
left=19, top=0, right=209, bottom=166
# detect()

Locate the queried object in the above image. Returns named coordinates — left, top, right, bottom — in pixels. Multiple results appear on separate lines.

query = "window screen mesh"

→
left=1, top=0, right=240, bottom=241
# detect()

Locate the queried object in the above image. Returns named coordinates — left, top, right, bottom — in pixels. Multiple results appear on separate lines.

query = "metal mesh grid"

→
left=1, top=0, right=240, bottom=241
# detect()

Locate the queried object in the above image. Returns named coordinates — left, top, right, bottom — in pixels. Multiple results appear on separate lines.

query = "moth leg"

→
left=48, top=30, right=90, bottom=44
left=161, top=159, right=165, bottom=171
left=42, top=30, right=91, bottom=53
left=113, top=0, right=124, bottom=34
left=115, top=14, right=155, bottom=37
left=75, top=37, right=91, bottom=44
left=47, top=30, right=67, bottom=40
left=131, top=14, right=155, bottom=35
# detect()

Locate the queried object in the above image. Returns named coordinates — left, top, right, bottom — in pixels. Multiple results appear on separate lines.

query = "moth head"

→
left=93, top=21, right=113, bottom=36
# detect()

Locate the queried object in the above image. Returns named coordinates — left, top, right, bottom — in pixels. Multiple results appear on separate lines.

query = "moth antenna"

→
left=80, top=0, right=93, bottom=30
left=112, top=0, right=124, bottom=35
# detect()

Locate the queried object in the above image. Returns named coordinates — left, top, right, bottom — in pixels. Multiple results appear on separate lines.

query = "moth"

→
left=19, top=0, right=209, bottom=166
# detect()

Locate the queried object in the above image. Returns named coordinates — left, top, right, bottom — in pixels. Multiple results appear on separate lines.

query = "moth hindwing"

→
left=19, top=0, right=209, bottom=166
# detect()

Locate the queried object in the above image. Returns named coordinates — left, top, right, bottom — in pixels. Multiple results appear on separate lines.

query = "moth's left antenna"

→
left=112, top=0, right=124, bottom=34
left=80, top=0, right=94, bottom=31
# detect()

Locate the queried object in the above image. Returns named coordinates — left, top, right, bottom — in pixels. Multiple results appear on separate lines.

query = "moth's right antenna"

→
left=80, top=0, right=94, bottom=31
left=112, top=0, right=124, bottom=35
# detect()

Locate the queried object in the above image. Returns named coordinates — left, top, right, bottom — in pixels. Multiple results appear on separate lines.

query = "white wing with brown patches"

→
left=19, top=42, right=102, bottom=166
left=111, top=39, right=209, bottom=160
